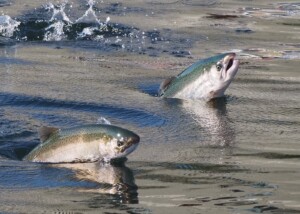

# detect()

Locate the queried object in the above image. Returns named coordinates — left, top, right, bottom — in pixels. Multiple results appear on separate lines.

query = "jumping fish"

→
left=158, top=53, right=239, bottom=100
left=23, top=124, right=140, bottom=163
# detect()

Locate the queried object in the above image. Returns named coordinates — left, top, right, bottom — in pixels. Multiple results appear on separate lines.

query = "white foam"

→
left=97, top=117, right=111, bottom=125
left=75, top=0, right=100, bottom=24
left=44, top=21, right=67, bottom=41
left=0, top=15, right=20, bottom=37
left=46, top=2, right=72, bottom=24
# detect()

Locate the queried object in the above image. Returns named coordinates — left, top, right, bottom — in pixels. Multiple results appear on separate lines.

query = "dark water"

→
left=0, top=0, right=300, bottom=213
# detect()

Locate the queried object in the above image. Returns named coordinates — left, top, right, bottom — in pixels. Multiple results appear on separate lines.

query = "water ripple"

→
left=0, top=160, right=97, bottom=189
left=0, top=92, right=165, bottom=127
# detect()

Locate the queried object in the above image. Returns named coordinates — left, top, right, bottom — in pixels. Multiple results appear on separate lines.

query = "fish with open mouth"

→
left=158, top=53, right=239, bottom=100
left=23, top=124, right=140, bottom=163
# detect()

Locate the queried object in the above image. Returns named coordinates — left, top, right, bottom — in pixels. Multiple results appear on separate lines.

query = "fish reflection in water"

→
left=181, top=97, right=235, bottom=147
left=57, top=160, right=138, bottom=204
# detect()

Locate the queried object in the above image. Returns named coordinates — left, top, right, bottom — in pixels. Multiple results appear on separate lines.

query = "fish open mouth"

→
left=118, top=135, right=140, bottom=153
left=225, top=53, right=236, bottom=71
left=226, top=58, right=234, bottom=71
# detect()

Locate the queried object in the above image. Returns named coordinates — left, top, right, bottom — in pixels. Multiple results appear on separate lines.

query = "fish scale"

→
left=23, top=124, right=140, bottom=163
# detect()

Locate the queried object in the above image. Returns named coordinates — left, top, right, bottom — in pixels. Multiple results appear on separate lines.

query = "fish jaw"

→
left=210, top=53, right=239, bottom=98
left=103, top=134, right=140, bottom=162
left=111, top=141, right=139, bottom=160
left=221, top=53, right=239, bottom=83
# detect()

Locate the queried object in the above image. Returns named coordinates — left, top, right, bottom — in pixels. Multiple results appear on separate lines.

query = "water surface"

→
left=0, top=0, right=300, bottom=213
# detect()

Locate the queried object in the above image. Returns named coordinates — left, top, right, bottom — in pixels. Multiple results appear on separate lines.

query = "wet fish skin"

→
left=23, top=124, right=140, bottom=163
left=159, top=53, right=239, bottom=100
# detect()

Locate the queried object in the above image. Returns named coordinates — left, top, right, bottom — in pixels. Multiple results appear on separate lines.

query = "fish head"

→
left=103, top=125, right=140, bottom=161
left=206, top=53, right=239, bottom=97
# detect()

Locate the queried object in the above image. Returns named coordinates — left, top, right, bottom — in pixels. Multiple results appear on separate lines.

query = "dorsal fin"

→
left=39, top=126, right=59, bottom=143
left=159, top=76, right=176, bottom=95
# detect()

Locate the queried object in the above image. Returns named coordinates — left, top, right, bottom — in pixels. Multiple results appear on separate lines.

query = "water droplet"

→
left=0, top=15, right=20, bottom=37
left=97, top=117, right=111, bottom=125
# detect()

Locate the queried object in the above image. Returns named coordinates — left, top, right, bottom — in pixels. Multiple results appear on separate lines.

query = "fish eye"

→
left=117, top=140, right=125, bottom=147
left=216, top=62, right=223, bottom=71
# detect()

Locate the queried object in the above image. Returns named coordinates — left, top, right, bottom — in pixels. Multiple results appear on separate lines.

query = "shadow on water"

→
left=0, top=131, right=37, bottom=160
left=134, top=161, right=250, bottom=184
left=0, top=35, right=16, bottom=46
left=0, top=47, right=32, bottom=64
left=0, top=160, right=97, bottom=189
left=0, top=0, right=11, bottom=7
left=249, top=205, right=300, bottom=214
left=234, top=152, right=300, bottom=160
left=0, top=91, right=165, bottom=127
left=0, top=56, right=30, bottom=64
left=0, top=159, right=138, bottom=205
left=138, top=82, right=161, bottom=97
left=0, top=46, right=31, bottom=65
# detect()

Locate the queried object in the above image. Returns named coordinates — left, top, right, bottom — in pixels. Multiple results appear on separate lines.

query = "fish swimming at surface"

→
left=23, top=124, right=140, bottom=163
left=158, top=53, right=239, bottom=100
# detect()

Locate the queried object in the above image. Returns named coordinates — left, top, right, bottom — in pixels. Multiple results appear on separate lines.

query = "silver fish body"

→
left=159, top=53, right=239, bottom=100
left=23, top=124, right=140, bottom=163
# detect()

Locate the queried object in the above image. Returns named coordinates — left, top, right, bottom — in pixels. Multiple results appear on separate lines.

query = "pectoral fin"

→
left=159, top=76, right=176, bottom=96
left=39, top=126, right=59, bottom=143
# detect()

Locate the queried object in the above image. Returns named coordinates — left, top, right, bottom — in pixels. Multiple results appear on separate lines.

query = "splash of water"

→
left=46, top=1, right=72, bottom=23
left=44, top=21, right=67, bottom=41
left=75, top=0, right=108, bottom=40
left=0, top=15, right=20, bottom=37
left=76, top=0, right=100, bottom=24
left=43, top=1, right=72, bottom=41
left=0, top=0, right=150, bottom=53
left=77, top=26, right=98, bottom=39
left=97, top=117, right=112, bottom=125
